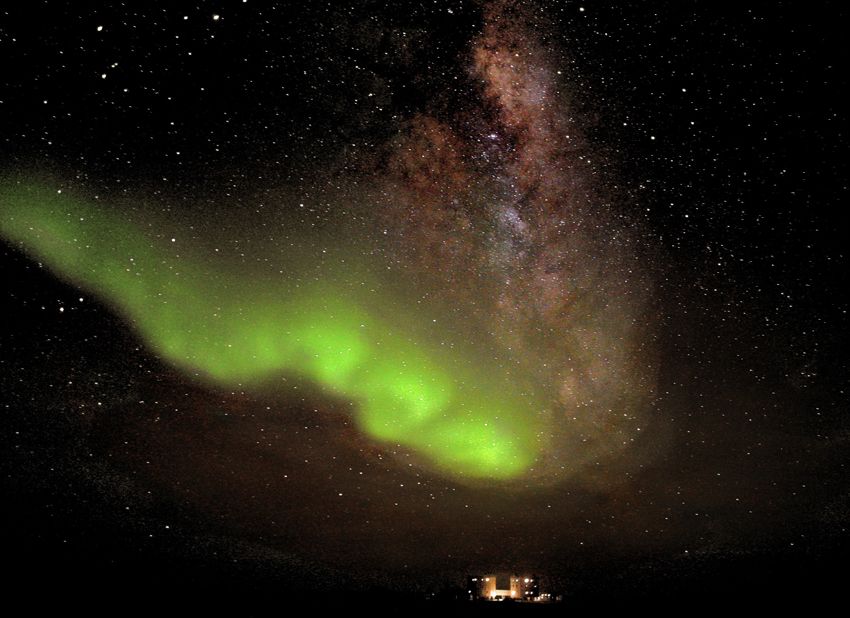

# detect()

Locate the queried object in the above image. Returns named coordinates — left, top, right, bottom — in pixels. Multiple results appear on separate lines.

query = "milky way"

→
left=376, top=0, right=659, bottom=485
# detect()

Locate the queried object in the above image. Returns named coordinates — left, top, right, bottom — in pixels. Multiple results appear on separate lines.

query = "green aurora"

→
left=0, top=182, right=548, bottom=480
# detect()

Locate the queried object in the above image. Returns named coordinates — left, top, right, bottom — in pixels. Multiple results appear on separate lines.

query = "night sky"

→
left=1, top=1, right=847, bottom=611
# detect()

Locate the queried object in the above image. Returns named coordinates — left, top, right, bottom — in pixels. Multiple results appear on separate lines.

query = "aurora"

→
left=0, top=181, right=547, bottom=480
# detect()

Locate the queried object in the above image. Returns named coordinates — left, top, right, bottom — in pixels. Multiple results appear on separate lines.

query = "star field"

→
left=1, top=1, right=847, bottom=612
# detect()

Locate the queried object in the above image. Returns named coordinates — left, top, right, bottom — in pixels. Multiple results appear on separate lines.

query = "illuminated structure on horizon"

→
left=467, top=574, right=547, bottom=601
